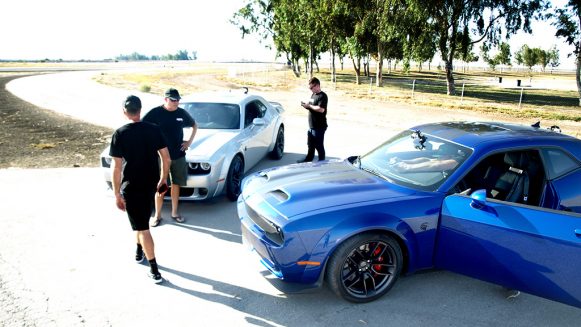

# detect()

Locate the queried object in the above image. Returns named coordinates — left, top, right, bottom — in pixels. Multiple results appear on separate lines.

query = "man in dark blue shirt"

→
left=110, top=95, right=170, bottom=283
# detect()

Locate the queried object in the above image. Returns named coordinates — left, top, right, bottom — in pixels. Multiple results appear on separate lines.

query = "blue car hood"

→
left=241, top=160, right=416, bottom=218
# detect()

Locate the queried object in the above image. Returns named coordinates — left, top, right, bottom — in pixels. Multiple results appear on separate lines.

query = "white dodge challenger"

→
left=100, top=90, right=285, bottom=201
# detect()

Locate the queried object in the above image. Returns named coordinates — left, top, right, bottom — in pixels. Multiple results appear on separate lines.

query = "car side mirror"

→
left=470, top=189, right=487, bottom=209
left=252, top=118, right=265, bottom=126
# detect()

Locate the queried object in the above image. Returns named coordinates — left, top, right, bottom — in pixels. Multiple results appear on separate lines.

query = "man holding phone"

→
left=110, top=95, right=171, bottom=283
left=298, top=77, right=328, bottom=162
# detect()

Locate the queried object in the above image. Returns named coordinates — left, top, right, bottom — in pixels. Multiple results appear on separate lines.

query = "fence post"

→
left=461, top=83, right=465, bottom=104
left=411, top=79, right=416, bottom=99
left=518, top=87, right=524, bottom=109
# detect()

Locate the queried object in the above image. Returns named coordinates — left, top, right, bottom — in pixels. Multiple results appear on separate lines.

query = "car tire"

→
left=269, top=126, right=284, bottom=160
left=226, top=155, right=245, bottom=201
left=326, top=233, right=403, bottom=303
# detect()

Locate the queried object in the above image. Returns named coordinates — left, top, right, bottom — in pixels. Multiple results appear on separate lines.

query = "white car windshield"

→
left=358, top=130, right=472, bottom=191
left=183, top=102, right=241, bottom=129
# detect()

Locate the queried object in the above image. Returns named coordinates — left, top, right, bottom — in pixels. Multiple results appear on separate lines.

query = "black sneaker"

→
left=148, top=271, right=163, bottom=284
left=135, top=249, right=144, bottom=263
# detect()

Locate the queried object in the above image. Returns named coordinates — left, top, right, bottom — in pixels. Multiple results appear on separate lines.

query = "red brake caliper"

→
left=372, top=243, right=384, bottom=274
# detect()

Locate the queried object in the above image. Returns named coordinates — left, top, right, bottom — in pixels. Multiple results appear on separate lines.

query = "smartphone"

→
left=157, top=184, right=168, bottom=193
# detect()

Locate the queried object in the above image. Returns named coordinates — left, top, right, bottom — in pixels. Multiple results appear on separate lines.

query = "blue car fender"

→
left=298, top=211, right=419, bottom=283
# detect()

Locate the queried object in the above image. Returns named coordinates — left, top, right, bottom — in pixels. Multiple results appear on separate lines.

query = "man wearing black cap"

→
left=110, top=95, right=170, bottom=283
left=143, top=88, right=197, bottom=226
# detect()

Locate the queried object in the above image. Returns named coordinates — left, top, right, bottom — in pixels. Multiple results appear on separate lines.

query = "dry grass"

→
left=94, top=63, right=581, bottom=123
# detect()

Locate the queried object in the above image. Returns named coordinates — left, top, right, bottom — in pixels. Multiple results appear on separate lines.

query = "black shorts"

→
left=123, top=190, right=155, bottom=231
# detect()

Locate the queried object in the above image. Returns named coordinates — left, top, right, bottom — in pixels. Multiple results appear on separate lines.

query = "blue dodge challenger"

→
left=237, top=121, right=581, bottom=306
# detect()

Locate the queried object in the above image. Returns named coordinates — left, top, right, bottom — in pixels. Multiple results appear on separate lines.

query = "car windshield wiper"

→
left=361, top=166, right=385, bottom=179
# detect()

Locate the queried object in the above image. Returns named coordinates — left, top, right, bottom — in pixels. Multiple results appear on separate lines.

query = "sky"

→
left=0, top=0, right=576, bottom=68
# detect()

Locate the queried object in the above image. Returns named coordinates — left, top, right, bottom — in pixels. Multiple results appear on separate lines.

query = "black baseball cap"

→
left=123, top=95, right=142, bottom=112
left=164, top=88, right=181, bottom=100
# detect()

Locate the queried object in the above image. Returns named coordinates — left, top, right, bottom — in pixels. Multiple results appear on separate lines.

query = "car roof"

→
left=411, top=121, right=581, bottom=158
left=180, top=90, right=262, bottom=105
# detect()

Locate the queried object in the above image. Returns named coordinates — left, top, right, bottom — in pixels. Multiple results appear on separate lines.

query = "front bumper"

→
left=237, top=196, right=324, bottom=287
left=100, top=161, right=224, bottom=201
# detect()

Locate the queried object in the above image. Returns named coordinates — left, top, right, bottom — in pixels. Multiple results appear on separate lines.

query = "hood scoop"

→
left=266, top=189, right=289, bottom=204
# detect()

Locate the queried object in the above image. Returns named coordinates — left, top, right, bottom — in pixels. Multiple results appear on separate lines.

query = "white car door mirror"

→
left=253, top=118, right=265, bottom=126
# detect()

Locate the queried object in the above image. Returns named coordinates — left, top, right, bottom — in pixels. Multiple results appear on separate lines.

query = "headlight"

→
left=187, top=162, right=212, bottom=175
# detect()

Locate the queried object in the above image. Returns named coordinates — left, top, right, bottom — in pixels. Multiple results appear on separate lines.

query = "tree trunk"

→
left=445, top=59, right=456, bottom=95
left=363, top=59, right=369, bottom=77
left=331, top=45, right=336, bottom=83
left=576, top=48, right=581, bottom=106
left=309, top=42, right=314, bottom=78
left=291, top=56, right=301, bottom=77
left=352, top=57, right=361, bottom=85
left=376, top=53, right=384, bottom=87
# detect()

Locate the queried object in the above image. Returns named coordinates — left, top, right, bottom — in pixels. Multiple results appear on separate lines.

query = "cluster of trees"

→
left=480, top=43, right=559, bottom=72
left=115, top=50, right=197, bottom=61
left=515, top=45, right=560, bottom=71
left=232, top=0, right=580, bottom=105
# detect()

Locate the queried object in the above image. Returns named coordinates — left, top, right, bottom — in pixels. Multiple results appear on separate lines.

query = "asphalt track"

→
left=1, top=70, right=580, bottom=326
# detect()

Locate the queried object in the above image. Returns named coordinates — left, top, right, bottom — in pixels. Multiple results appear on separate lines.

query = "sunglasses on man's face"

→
left=168, top=98, right=179, bottom=102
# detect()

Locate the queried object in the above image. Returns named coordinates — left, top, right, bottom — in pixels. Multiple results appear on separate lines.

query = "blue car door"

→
left=435, top=192, right=581, bottom=308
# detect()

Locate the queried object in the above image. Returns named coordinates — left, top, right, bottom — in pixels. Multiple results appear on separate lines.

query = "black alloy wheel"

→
left=226, top=155, right=245, bottom=201
left=269, top=126, right=284, bottom=160
left=326, top=233, right=403, bottom=303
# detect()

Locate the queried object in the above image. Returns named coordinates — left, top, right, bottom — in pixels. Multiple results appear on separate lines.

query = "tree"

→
left=536, top=48, right=550, bottom=71
left=411, top=0, right=545, bottom=95
left=496, top=42, right=512, bottom=67
left=481, top=42, right=510, bottom=71
left=552, top=0, right=581, bottom=106
left=481, top=43, right=499, bottom=70
left=407, top=23, right=437, bottom=72
left=547, top=45, right=560, bottom=71
left=516, top=45, right=540, bottom=70
left=454, top=43, right=478, bottom=72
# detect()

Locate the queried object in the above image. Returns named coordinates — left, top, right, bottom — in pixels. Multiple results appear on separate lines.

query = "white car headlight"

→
left=200, top=162, right=211, bottom=171
left=188, top=163, right=199, bottom=170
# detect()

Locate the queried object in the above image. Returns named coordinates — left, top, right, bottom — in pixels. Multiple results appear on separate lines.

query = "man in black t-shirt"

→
left=299, top=77, right=328, bottom=162
left=110, top=95, right=170, bottom=283
left=143, top=88, right=197, bottom=226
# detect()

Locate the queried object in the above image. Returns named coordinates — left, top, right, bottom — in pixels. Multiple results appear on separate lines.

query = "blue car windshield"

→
left=182, top=102, right=241, bottom=129
left=358, top=130, right=472, bottom=191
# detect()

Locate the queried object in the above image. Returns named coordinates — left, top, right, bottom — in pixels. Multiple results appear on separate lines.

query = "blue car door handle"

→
left=575, top=229, right=581, bottom=237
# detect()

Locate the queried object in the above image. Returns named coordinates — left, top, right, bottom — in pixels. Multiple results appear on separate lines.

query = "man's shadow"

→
left=158, top=265, right=330, bottom=326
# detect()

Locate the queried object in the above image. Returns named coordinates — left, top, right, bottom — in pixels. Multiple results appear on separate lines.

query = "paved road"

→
left=1, top=70, right=580, bottom=326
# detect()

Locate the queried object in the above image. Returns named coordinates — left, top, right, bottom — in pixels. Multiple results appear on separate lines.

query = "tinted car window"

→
left=245, top=101, right=265, bottom=127
left=542, top=148, right=580, bottom=179
left=183, top=102, right=240, bottom=129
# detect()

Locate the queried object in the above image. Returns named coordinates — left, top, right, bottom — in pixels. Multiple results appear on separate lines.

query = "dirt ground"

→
left=0, top=75, right=113, bottom=168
